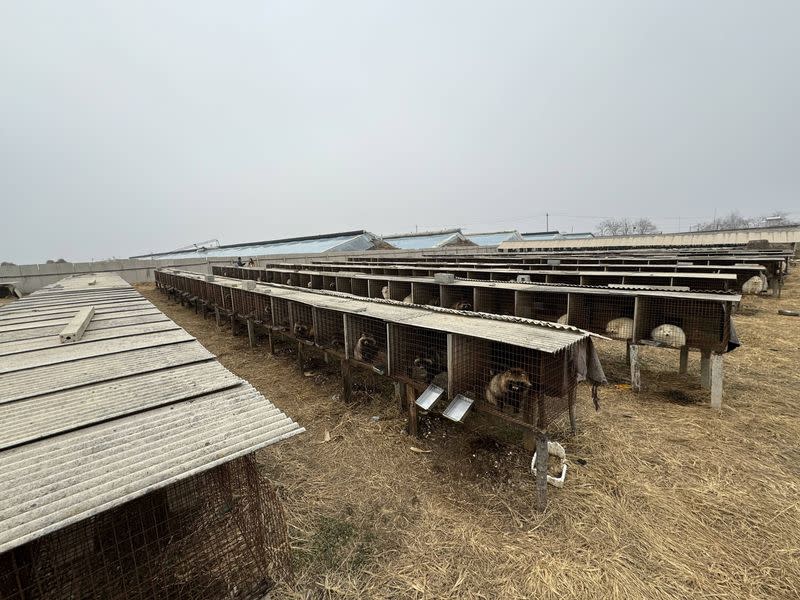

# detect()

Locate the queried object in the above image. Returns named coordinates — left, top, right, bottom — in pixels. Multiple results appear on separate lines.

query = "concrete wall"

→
left=0, top=258, right=214, bottom=295
left=0, top=245, right=498, bottom=295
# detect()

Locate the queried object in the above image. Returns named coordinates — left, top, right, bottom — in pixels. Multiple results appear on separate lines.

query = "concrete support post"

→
left=700, top=350, right=711, bottom=389
left=679, top=346, right=689, bottom=374
left=629, top=344, right=641, bottom=392
left=535, top=433, right=549, bottom=512
left=710, top=353, right=724, bottom=409
left=405, top=384, right=419, bottom=437
left=247, top=319, right=256, bottom=348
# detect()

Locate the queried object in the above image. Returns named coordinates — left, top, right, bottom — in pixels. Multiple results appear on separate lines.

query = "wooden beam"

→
left=59, top=306, right=94, bottom=344
left=341, top=358, right=352, bottom=403
left=406, top=384, right=419, bottom=437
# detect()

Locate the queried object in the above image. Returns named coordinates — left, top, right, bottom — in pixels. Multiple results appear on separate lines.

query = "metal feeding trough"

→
left=415, top=384, right=445, bottom=411
left=442, top=394, right=474, bottom=423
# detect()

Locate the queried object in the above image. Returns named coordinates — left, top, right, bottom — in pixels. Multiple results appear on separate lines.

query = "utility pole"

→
left=546, top=213, right=549, bottom=231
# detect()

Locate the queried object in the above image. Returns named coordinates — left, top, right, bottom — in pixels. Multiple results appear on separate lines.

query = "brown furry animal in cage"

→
left=450, top=300, right=473, bottom=311
left=426, top=297, right=440, bottom=307
left=485, top=368, right=532, bottom=413
left=293, top=322, right=315, bottom=341
left=354, top=333, right=379, bottom=362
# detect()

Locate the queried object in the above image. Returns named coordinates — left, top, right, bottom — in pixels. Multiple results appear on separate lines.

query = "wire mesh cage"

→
left=440, top=286, right=474, bottom=311
left=314, top=308, right=345, bottom=352
left=449, top=335, right=574, bottom=430
left=410, top=282, right=440, bottom=306
left=387, top=281, right=412, bottom=302
left=289, top=301, right=315, bottom=343
left=514, top=291, right=568, bottom=323
left=636, top=296, right=728, bottom=352
left=322, top=276, right=337, bottom=292
left=334, top=277, right=352, bottom=295
left=350, top=278, right=369, bottom=298
left=367, top=279, right=389, bottom=299
left=474, top=287, right=516, bottom=316
left=345, top=314, right=388, bottom=373
left=569, top=293, right=636, bottom=338
left=0, top=455, right=292, bottom=600
left=309, top=274, right=324, bottom=290
left=387, top=324, right=448, bottom=390
left=271, top=298, right=291, bottom=332
left=296, top=273, right=311, bottom=289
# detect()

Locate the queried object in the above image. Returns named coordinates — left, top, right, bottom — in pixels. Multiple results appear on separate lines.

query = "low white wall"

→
left=0, top=258, right=214, bottom=295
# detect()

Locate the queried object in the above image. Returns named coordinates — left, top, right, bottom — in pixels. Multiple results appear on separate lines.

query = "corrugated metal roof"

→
left=464, top=231, right=522, bottom=246
left=502, top=226, right=800, bottom=250
left=168, top=269, right=593, bottom=353
left=133, top=231, right=380, bottom=260
left=381, top=229, right=471, bottom=250
left=0, top=273, right=304, bottom=554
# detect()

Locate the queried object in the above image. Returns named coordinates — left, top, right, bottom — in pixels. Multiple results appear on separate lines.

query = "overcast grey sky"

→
left=1, top=1, right=798, bottom=263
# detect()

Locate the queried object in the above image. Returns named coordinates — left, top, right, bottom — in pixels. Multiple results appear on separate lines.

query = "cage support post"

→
left=710, top=353, right=723, bottom=409
left=629, top=344, right=641, bottom=392
left=266, top=330, right=275, bottom=355
left=568, top=385, right=578, bottom=434
left=395, top=382, right=407, bottom=413
left=247, top=318, right=256, bottom=348
left=625, top=340, right=631, bottom=366
left=679, top=346, right=689, bottom=374
left=405, top=384, right=419, bottom=437
left=230, top=314, right=238, bottom=336
left=296, top=342, right=305, bottom=371
left=215, top=306, right=221, bottom=328
left=700, top=350, right=711, bottom=389
left=535, top=433, right=548, bottom=512
left=341, top=359, right=352, bottom=403
left=200, top=301, right=207, bottom=319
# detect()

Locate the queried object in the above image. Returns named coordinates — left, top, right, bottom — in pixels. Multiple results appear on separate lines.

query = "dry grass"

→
left=138, top=276, right=800, bottom=599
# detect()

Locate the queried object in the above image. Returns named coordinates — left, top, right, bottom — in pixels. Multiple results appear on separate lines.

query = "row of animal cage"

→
left=236, top=262, right=740, bottom=291
left=213, top=266, right=739, bottom=354
left=156, top=270, right=601, bottom=435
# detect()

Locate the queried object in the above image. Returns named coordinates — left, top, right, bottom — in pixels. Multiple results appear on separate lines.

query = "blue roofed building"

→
left=131, top=230, right=387, bottom=260
left=380, top=229, right=475, bottom=250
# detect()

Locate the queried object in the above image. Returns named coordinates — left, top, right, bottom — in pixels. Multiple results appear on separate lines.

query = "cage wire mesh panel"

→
left=636, top=297, right=728, bottom=352
left=345, top=314, right=388, bottom=373
left=271, top=298, right=291, bottom=332
left=440, top=286, right=474, bottom=311
left=388, top=325, right=448, bottom=390
left=474, top=287, right=516, bottom=316
left=515, top=291, right=568, bottom=322
left=0, top=456, right=292, bottom=600
left=314, top=308, right=345, bottom=352
left=410, top=282, right=440, bottom=306
left=289, top=301, right=315, bottom=343
left=387, top=280, right=412, bottom=302
left=367, top=279, right=388, bottom=299
left=569, top=293, right=636, bottom=338
left=449, top=335, right=575, bottom=431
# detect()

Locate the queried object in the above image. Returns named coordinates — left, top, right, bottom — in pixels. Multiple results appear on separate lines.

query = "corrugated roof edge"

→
left=131, top=230, right=375, bottom=259
left=164, top=269, right=606, bottom=342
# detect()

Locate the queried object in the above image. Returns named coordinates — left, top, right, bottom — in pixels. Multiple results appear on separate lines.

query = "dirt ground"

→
left=138, top=276, right=800, bottom=600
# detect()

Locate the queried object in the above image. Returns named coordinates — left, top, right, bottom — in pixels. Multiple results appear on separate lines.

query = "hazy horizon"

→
left=2, top=1, right=799, bottom=263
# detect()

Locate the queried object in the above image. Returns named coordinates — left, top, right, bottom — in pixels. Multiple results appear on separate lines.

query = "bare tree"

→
left=597, top=217, right=658, bottom=236
left=695, top=211, right=797, bottom=231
